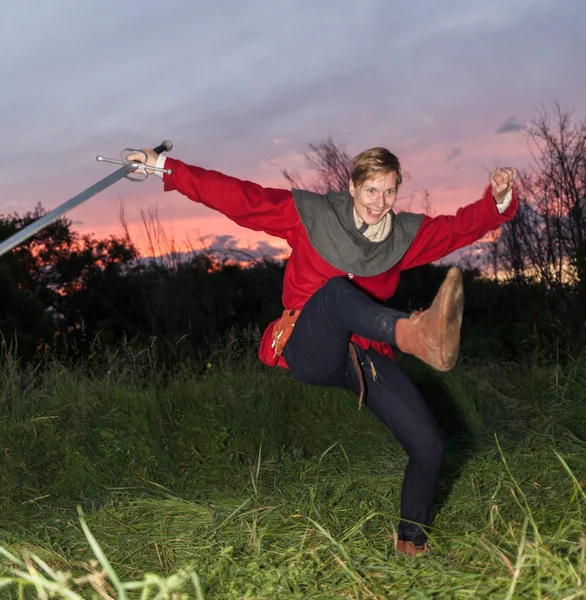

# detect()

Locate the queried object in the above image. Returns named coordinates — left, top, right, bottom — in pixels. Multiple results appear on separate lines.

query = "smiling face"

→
left=349, top=171, right=398, bottom=226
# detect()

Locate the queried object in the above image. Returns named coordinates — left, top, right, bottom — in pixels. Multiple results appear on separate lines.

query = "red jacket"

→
left=162, top=158, right=518, bottom=368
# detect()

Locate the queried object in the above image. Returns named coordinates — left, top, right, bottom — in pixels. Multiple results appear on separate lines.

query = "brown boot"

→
left=396, top=539, right=431, bottom=557
left=395, top=267, right=464, bottom=371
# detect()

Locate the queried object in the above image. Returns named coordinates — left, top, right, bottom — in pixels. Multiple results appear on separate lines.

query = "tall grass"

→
left=0, top=336, right=585, bottom=598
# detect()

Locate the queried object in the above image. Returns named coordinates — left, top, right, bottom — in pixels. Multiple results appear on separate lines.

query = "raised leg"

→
left=283, top=276, right=407, bottom=386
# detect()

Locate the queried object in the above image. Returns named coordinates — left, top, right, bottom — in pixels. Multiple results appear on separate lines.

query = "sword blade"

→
left=0, top=163, right=134, bottom=258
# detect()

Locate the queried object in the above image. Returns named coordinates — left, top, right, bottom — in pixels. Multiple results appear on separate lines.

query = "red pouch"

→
left=271, top=309, right=300, bottom=357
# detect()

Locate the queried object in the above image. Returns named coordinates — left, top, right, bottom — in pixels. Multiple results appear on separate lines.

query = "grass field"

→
left=0, top=338, right=585, bottom=599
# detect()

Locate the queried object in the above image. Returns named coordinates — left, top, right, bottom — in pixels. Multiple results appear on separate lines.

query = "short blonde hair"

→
left=351, top=147, right=403, bottom=189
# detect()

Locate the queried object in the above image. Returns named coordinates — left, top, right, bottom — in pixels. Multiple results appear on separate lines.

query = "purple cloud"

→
left=496, top=116, right=524, bottom=134
left=204, top=234, right=286, bottom=263
left=444, top=147, right=463, bottom=162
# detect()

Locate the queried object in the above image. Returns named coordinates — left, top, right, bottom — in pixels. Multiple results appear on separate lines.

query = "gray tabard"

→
left=292, top=189, right=425, bottom=277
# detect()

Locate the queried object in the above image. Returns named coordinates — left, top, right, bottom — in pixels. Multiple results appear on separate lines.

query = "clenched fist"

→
left=126, top=148, right=159, bottom=174
left=490, top=167, right=518, bottom=204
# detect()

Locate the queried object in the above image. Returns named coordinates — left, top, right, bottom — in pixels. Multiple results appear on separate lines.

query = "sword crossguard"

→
left=96, top=147, right=173, bottom=181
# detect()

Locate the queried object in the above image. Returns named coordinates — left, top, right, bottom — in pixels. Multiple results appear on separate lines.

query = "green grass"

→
left=0, top=338, right=585, bottom=599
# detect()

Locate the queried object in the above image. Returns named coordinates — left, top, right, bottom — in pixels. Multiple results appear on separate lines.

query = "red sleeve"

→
left=400, top=185, right=519, bottom=270
left=162, top=158, right=300, bottom=243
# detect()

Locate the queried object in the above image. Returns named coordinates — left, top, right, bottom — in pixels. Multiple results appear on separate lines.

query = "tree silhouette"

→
left=491, top=103, right=586, bottom=289
left=281, top=135, right=353, bottom=193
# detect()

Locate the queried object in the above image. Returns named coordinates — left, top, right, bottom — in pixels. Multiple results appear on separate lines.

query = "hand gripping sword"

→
left=0, top=140, right=174, bottom=258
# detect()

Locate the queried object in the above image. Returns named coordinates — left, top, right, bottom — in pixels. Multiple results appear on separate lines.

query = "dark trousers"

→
left=283, top=277, right=445, bottom=545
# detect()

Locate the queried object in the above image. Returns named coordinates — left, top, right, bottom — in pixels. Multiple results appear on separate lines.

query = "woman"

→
left=130, top=146, right=517, bottom=555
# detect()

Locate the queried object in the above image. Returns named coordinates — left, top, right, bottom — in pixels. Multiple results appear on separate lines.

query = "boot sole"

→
left=437, top=267, right=464, bottom=370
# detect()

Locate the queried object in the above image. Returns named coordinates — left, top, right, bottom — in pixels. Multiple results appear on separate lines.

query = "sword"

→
left=0, top=140, right=173, bottom=258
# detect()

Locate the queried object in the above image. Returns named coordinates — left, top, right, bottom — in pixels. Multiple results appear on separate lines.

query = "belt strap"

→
left=348, top=344, right=365, bottom=409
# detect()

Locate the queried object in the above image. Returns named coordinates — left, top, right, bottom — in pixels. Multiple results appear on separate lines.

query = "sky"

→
left=1, top=0, right=585, bottom=261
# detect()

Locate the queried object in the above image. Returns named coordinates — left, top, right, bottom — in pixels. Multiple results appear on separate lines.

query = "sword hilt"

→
left=96, top=140, right=174, bottom=181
